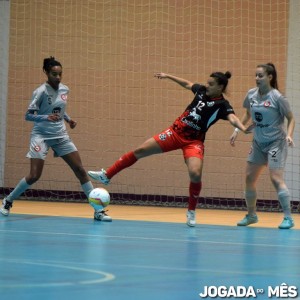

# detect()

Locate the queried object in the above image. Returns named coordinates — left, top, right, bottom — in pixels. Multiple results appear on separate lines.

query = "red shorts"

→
left=153, top=127, right=204, bottom=160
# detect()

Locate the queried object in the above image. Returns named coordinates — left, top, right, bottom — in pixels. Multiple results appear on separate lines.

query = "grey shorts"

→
left=247, top=138, right=288, bottom=169
left=26, top=135, right=78, bottom=160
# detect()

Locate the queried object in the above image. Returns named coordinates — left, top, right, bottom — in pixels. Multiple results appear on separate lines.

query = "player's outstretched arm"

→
left=154, top=72, right=193, bottom=90
left=228, top=110, right=251, bottom=146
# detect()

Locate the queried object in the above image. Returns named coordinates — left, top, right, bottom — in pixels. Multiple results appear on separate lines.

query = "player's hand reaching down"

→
left=286, top=136, right=294, bottom=147
left=68, top=119, right=77, bottom=129
left=229, top=131, right=238, bottom=146
left=229, top=123, right=254, bottom=146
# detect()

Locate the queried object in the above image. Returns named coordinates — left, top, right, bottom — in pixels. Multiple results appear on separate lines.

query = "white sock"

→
left=81, top=181, right=94, bottom=199
left=278, top=189, right=292, bottom=218
left=6, top=178, right=30, bottom=202
left=245, top=190, right=257, bottom=216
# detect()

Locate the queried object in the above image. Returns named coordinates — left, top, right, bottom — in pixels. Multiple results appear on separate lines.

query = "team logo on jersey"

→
left=188, top=108, right=201, bottom=121
left=47, top=96, right=53, bottom=104
left=34, top=145, right=41, bottom=152
left=264, top=101, right=271, bottom=107
left=207, top=101, right=215, bottom=107
left=52, top=107, right=61, bottom=114
left=61, top=94, right=68, bottom=101
left=255, top=112, right=263, bottom=122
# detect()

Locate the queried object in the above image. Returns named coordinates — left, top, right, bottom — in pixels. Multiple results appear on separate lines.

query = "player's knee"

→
left=270, top=175, right=284, bottom=190
left=27, top=174, right=41, bottom=185
left=245, top=173, right=256, bottom=186
left=133, top=147, right=148, bottom=159
left=244, top=190, right=257, bottom=201
left=189, top=170, right=201, bottom=182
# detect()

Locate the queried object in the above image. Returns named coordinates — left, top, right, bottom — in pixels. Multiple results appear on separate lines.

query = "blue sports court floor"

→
left=0, top=211, right=299, bottom=300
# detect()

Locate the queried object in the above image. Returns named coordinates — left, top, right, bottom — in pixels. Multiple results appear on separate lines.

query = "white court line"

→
left=0, top=229, right=299, bottom=249
left=0, top=258, right=115, bottom=288
left=2, top=258, right=298, bottom=280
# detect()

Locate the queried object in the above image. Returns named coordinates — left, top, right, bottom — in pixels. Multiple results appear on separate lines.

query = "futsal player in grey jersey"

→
left=230, top=63, right=295, bottom=229
left=0, top=57, right=111, bottom=222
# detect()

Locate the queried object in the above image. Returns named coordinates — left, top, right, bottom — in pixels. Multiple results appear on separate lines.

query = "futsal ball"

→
left=88, top=188, right=110, bottom=210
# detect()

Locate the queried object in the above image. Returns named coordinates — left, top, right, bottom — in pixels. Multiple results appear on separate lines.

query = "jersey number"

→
left=271, top=150, right=277, bottom=158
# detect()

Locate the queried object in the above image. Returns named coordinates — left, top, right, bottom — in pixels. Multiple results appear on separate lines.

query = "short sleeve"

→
left=278, top=95, right=292, bottom=117
left=191, top=83, right=203, bottom=94
left=28, top=87, right=44, bottom=111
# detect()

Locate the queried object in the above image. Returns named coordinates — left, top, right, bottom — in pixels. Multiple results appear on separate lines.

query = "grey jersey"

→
left=27, top=82, right=69, bottom=139
left=243, top=87, right=291, bottom=144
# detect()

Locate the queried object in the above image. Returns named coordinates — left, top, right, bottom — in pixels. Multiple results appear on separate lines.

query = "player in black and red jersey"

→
left=89, top=71, right=252, bottom=226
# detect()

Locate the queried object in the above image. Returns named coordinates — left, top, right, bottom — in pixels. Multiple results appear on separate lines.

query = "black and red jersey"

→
left=172, top=84, right=235, bottom=141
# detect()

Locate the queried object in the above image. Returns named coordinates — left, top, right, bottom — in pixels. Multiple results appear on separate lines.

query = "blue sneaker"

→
left=237, top=214, right=258, bottom=226
left=278, top=217, right=294, bottom=229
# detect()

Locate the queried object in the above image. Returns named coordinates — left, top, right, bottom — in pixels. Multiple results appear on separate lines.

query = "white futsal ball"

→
left=88, top=188, right=110, bottom=210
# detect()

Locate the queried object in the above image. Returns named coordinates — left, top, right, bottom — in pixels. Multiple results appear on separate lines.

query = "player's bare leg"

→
left=88, top=137, right=163, bottom=184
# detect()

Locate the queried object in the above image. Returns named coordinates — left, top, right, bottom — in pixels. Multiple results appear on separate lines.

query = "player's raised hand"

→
left=154, top=72, right=167, bottom=79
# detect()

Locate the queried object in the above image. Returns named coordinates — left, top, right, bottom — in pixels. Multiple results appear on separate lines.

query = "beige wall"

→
left=5, top=0, right=289, bottom=201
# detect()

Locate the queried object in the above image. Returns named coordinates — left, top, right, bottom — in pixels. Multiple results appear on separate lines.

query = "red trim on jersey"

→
left=210, top=96, right=223, bottom=101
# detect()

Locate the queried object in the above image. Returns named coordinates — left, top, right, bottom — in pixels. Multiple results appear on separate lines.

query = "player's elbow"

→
left=227, top=113, right=236, bottom=125
left=25, top=111, right=30, bottom=121
left=184, top=82, right=193, bottom=90
left=25, top=110, right=35, bottom=121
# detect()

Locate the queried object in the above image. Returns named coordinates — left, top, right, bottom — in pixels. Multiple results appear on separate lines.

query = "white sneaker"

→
left=88, top=169, right=110, bottom=185
left=0, top=198, right=13, bottom=216
left=94, top=210, right=112, bottom=222
left=186, top=210, right=196, bottom=227
left=237, top=214, right=258, bottom=226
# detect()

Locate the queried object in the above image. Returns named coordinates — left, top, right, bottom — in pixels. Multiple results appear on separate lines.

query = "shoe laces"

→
left=100, top=209, right=109, bottom=216
left=95, top=209, right=109, bottom=216
left=4, top=201, right=12, bottom=209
